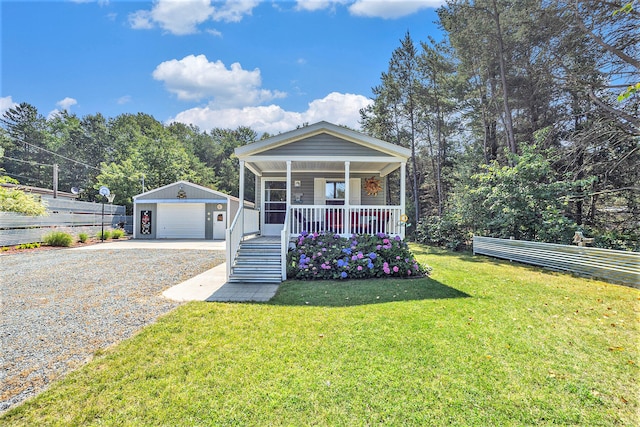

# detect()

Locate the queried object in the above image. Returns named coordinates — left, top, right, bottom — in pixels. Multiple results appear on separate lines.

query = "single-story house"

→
left=226, top=121, right=411, bottom=283
left=133, top=181, right=250, bottom=240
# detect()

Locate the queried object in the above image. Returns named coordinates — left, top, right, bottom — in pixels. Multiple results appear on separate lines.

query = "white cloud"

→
left=129, top=0, right=258, bottom=35
left=128, top=10, right=154, bottom=30
left=56, top=97, right=78, bottom=111
left=117, top=95, right=132, bottom=105
left=349, top=0, right=445, bottom=18
left=206, top=28, right=223, bottom=37
left=170, top=92, right=372, bottom=135
left=295, top=1, right=349, bottom=12
left=212, top=0, right=259, bottom=22
left=295, top=0, right=444, bottom=18
left=152, top=54, right=285, bottom=107
left=0, top=96, right=18, bottom=116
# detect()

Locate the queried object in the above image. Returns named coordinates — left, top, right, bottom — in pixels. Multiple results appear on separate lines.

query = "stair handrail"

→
left=280, top=209, right=290, bottom=281
left=226, top=206, right=244, bottom=280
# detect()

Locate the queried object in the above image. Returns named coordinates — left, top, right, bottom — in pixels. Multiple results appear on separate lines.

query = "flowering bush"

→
left=286, top=232, right=431, bottom=280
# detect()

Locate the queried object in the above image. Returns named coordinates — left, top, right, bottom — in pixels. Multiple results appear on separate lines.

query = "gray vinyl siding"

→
left=257, top=173, right=387, bottom=206
left=137, top=183, right=223, bottom=201
left=261, top=134, right=391, bottom=158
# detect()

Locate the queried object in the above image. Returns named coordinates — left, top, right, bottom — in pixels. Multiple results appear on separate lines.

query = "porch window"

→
left=325, top=181, right=345, bottom=205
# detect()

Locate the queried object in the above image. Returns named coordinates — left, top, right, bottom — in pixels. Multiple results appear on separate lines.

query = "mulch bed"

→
left=0, top=237, right=130, bottom=255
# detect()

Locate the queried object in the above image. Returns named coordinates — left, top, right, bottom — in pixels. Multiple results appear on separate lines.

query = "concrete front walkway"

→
left=161, top=262, right=279, bottom=303
left=72, top=239, right=279, bottom=302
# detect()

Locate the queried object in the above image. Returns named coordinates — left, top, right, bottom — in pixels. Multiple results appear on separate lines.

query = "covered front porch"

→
left=226, top=122, right=411, bottom=282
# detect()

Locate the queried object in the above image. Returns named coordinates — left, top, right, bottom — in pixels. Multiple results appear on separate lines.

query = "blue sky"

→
left=1, top=0, right=445, bottom=134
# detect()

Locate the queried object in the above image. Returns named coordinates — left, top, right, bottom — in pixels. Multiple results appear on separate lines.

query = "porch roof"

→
left=235, top=121, right=410, bottom=177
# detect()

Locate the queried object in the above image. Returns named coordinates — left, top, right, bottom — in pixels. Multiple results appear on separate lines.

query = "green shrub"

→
left=43, top=231, right=73, bottom=247
left=78, top=233, right=89, bottom=243
left=15, top=242, right=41, bottom=250
left=97, top=230, right=112, bottom=240
left=287, top=232, right=430, bottom=280
left=111, top=229, right=125, bottom=239
left=416, top=214, right=471, bottom=251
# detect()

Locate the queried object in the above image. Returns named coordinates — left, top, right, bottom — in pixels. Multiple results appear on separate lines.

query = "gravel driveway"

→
left=0, top=248, right=224, bottom=413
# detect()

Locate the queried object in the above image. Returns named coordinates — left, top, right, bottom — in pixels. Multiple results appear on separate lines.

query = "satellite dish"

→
left=99, top=186, right=110, bottom=197
left=71, top=187, right=79, bottom=194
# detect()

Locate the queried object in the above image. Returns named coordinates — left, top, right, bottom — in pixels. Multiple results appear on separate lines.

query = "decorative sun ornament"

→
left=364, top=176, right=382, bottom=196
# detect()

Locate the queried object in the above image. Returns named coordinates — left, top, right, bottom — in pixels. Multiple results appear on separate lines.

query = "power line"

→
left=7, top=136, right=102, bottom=171
left=1, top=155, right=55, bottom=168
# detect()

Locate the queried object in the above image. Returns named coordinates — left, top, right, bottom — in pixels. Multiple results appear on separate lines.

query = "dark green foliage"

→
left=43, top=231, right=73, bottom=247
left=416, top=213, right=470, bottom=251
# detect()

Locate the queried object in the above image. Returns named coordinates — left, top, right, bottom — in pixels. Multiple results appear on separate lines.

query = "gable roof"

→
left=235, top=121, right=411, bottom=160
left=133, top=180, right=238, bottom=201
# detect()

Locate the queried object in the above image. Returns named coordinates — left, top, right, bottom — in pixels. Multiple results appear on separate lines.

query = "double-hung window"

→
left=325, top=181, right=345, bottom=205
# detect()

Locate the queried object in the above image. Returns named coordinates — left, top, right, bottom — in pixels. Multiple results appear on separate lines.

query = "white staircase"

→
left=228, top=237, right=282, bottom=284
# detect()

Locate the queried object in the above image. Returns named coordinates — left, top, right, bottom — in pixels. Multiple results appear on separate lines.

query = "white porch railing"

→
left=243, top=208, right=260, bottom=236
left=289, top=205, right=402, bottom=236
left=280, top=210, right=290, bottom=281
left=226, top=207, right=261, bottom=279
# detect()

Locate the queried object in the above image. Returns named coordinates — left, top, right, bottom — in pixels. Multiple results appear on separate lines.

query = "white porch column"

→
left=400, top=162, right=406, bottom=239
left=344, top=161, right=350, bottom=235
left=239, top=159, right=245, bottom=235
left=239, top=160, right=245, bottom=207
left=286, top=160, right=292, bottom=223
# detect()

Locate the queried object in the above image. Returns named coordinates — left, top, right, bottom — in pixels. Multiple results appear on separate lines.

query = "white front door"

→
left=213, top=211, right=226, bottom=240
left=262, top=179, right=287, bottom=236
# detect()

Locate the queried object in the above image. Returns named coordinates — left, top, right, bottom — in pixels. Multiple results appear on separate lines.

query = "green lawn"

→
left=2, top=245, right=638, bottom=426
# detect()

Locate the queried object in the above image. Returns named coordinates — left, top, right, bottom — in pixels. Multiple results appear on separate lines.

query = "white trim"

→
left=136, top=199, right=227, bottom=204
left=257, top=167, right=395, bottom=175
left=261, top=177, right=287, bottom=236
left=133, top=180, right=238, bottom=201
left=379, top=162, right=402, bottom=177
left=242, top=155, right=403, bottom=163
left=400, top=162, right=406, bottom=240
left=286, top=160, right=292, bottom=232
left=245, top=162, right=262, bottom=177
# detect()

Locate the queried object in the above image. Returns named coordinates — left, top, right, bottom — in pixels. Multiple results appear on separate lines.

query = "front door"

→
left=262, top=179, right=287, bottom=236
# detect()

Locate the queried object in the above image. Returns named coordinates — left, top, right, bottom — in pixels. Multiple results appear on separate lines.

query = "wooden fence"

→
left=1, top=198, right=126, bottom=247
left=473, top=236, right=639, bottom=288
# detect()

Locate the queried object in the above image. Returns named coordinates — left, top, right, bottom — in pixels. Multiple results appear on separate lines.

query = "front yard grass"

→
left=2, top=245, right=638, bottom=426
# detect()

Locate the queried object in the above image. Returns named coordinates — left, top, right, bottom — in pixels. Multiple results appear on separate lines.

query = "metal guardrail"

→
left=473, top=236, right=639, bottom=287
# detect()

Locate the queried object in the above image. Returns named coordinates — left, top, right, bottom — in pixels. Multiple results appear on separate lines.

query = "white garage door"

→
left=157, top=203, right=205, bottom=239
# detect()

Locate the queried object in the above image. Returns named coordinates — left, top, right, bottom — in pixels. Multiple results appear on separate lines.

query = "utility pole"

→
left=53, top=163, right=59, bottom=198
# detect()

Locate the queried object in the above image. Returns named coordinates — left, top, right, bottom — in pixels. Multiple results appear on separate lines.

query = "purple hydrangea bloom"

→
left=369, top=252, right=377, bottom=260
left=340, top=271, right=348, bottom=279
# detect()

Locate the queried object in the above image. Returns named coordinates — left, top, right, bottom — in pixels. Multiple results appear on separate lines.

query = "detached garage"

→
left=133, top=181, right=248, bottom=240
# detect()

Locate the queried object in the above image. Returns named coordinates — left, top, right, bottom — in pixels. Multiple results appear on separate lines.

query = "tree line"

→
left=0, top=106, right=258, bottom=212
left=361, top=0, right=638, bottom=250
left=1, top=0, right=637, bottom=250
